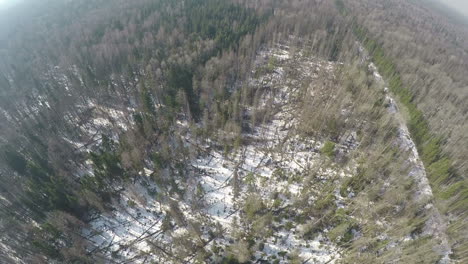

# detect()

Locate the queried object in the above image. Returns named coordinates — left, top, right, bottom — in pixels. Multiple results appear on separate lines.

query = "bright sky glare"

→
left=0, top=0, right=10, bottom=8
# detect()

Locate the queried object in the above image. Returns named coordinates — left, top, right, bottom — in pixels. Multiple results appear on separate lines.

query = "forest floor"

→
left=79, top=42, right=454, bottom=263
left=81, top=44, right=351, bottom=263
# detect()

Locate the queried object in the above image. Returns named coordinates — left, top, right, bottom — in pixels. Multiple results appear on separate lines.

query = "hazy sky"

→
left=0, top=0, right=467, bottom=16
left=441, top=0, right=468, bottom=16
left=0, top=0, right=14, bottom=9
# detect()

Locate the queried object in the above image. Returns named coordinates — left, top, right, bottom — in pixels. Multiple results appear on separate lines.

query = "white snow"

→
left=186, top=44, right=343, bottom=262
left=83, top=182, right=165, bottom=262
left=83, top=43, right=346, bottom=263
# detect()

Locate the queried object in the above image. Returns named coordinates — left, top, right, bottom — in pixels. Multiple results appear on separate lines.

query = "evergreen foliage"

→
left=354, top=24, right=466, bottom=215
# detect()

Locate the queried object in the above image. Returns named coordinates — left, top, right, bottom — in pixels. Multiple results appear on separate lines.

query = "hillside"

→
left=0, top=0, right=466, bottom=263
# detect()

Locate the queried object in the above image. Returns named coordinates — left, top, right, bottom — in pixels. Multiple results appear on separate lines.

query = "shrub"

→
left=321, top=141, right=336, bottom=158
left=244, top=194, right=264, bottom=220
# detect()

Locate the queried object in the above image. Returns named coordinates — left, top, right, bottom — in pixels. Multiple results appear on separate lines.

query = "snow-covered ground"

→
left=82, top=181, right=170, bottom=261
left=189, top=109, right=341, bottom=263
left=188, top=45, right=351, bottom=262
left=82, top=44, right=349, bottom=263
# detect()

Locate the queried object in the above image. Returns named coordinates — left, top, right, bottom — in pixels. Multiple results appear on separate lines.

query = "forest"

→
left=0, top=0, right=467, bottom=263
